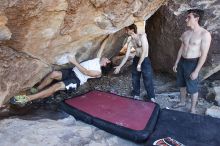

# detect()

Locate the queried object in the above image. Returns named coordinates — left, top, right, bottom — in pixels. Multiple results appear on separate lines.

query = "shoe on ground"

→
left=172, top=102, right=186, bottom=109
left=143, top=94, right=156, bottom=103
left=133, top=95, right=142, bottom=100
left=153, top=137, right=184, bottom=146
left=10, top=95, right=29, bottom=106
left=151, top=98, right=156, bottom=103
left=30, top=87, right=38, bottom=94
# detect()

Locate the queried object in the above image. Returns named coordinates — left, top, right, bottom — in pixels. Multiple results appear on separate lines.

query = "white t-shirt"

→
left=73, top=58, right=101, bottom=85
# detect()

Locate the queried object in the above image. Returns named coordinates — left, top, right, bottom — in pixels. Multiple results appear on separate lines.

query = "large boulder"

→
left=146, top=0, right=220, bottom=80
left=0, top=46, right=51, bottom=106
left=0, top=0, right=166, bottom=106
left=1, top=0, right=166, bottom=64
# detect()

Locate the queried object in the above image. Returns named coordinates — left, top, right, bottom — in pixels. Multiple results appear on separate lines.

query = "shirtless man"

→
left=114, top=24, right=155, bottom=102
left=10, top=38, right=111, bottom=106
left=173, top=9, right=211, bottom=113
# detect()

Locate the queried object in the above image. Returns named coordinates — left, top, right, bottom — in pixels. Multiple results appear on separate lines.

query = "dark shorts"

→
left=60, top=68, right=80, bottom=91
left=177, top=57, right=199, bottom=94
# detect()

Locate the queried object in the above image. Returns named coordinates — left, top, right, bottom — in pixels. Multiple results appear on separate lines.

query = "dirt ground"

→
left=0, top=66, right=215, bottom=118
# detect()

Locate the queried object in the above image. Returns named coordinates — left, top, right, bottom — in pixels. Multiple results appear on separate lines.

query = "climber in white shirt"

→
left=10, top=38, right=111, bottom=106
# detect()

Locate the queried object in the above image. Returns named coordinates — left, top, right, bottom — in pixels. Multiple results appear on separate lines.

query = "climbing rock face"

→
left=0, top=0, right=166, bottom=105
left=146, top=0, right=220, bottom=79
left=1, top=0, right=166, bottom=64
left=0, top=46, right=51, bottom=106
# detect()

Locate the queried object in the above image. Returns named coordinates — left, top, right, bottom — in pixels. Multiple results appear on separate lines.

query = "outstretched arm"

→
left=190, top=32, right=211, bottom=80
left=69, top=56, right=101, bottom=78
left=113, top=40, right=132, bottom=74
left=97, top=36, right=109, bottom=58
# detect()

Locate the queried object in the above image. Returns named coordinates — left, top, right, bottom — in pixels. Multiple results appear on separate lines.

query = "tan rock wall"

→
left=0, top=46, right=51, bottom=105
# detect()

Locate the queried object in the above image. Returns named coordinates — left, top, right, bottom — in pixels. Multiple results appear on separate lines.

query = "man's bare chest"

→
left=183, top=33, right=202, bottom=47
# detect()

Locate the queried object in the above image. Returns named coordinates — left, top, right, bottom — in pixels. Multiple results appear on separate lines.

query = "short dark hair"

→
left=101, top=62, right=112, bottom=75
left=187, top=9, right=204, bottom=25
left=127, top=24, right=137, bottom=34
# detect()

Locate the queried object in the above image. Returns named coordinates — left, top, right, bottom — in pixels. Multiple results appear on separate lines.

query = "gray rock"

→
left=0, top=108, right=141, bottom=146
left=205, top=106, right=220, bottom=118
left=214, top=86, right=220, bottom=105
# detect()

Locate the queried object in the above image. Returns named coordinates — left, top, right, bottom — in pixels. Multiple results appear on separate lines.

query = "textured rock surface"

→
left=210, top=80, right=220, bottom=105
left=1, top=0, right=166, bottom=64
left=0, top=108, right=140, bottom=146
left=214, top=86, right=220, bottom=105
left=0, top=46, right=51, bottom=106
left=0, top=0, right=166, bottom=105
left=146, top=0, right=220, bottom=79
left=205, top=105, right=220, bottom=118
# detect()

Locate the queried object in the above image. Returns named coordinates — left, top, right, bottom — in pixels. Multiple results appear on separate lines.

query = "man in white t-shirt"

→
left=10, top=40, right=111, bottom=106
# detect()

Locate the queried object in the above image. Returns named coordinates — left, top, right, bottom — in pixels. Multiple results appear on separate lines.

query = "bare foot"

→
left=172, top=102, right=186, bottom=108
left=190, top=108, right=196, bottom=114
